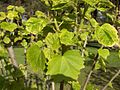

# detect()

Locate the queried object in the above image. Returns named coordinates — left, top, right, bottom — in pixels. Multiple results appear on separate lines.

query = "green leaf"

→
left=47, top=50, right=84, bottom=80
left=45, top=33, right=60, bottom=50
left=72, top=81, right=81, bottom=90
left=0, top=45, right=7, bottom=57
left=21, top=39, right=27, bottom=48
left=0, top=22, right=17, bottom=32
left=36, top=40, right=44, bottom=47
left=0, top=12, right=6, bottom=20
left=98, top=49, right=110, bottom=59
left=95, top=23, right=119, bottom=47
left=35, top=11, right=46, bottom=18
left=80, top=32, right=88, bottom=41
left=25, top=17, right=48, bottom=34
left=83, top=0, right=99, bottom=6
left=59, top=29, right=74, bottom=45
left=97, top=1, right=115, bottom=11
left=51, top=0, right=70, bottom=6
left=7, top=5, right=15, bottom=10
left=89, top=18, right=99, bottom=28
left=26, top=43, right=46, bottom=73
left=15, top=6, right=25, bottom=13
left=43, top=48, right=55, bottom=60
left=7, top=11, right=18, bottom=20
left=108, top=82, right=113, bottom=88
left=3, top=36, right=11, bottom=44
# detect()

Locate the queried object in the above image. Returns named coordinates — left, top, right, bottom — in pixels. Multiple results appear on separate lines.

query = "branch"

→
left=7, top=46, right=18, bottom=68
left=80, top=53, right=99, bottom=90
left=101, top=69, right=120, bottom=90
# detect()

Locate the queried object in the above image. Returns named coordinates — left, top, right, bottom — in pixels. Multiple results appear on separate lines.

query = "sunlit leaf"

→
left=98, top=49, right=110, bottom=59
left=0, top=12, right=6, bottom=20
left=59, top=29, right=74, bottom=45
left=3, top=36, right=11, bottom=44
left=16, top=6, right=25, bottom=13
left=45, top=33, right=60, bottom=50
left=26, top=43, right=46, bottom=73
left=7, top=11, right=18, bottom=20
left=25, top=17, right=48, bottom=34
left=7, top=5, right=15, bottom=10
left=83, top=0, right=99, bottom=6
left=0, top=22, right=17, bottom=32
left=43, top=48, right=55, bottom=60
left=47, top=50, right=84, bottom=80
left=80, top=32, right=88, bottom=41
left=95, top=23, right=119, bottom=47
left=89, top=18, right=99, bottom=28
left=35, top=11, right=46, bottom=18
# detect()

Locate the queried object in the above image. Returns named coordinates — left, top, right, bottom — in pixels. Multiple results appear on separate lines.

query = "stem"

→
left=82, top=37, right=87, bottom=57
left=54, top=18, right=60, bottom=32
left=7, top=46, right=18, bottom=68
left=80, top=53, right=99, bottom=90
left=52, top=82, right=55, bottom=90
left=60, top=81, right=64, bottom=90
left=101, top=69, right=120, bottom=90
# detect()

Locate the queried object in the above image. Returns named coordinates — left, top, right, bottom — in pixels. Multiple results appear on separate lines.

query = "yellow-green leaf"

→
left=95, top=23, right=119, bottom=47
left=47, top=50, right=84, bottom=80
left=0, top=12, right=6, bottom=20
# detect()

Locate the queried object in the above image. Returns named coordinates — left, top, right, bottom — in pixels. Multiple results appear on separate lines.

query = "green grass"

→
left=14, top=48, right=25, bottom=64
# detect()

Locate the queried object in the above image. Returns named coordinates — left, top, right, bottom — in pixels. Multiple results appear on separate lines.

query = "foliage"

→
left=0, top=0, right=120, bottom=90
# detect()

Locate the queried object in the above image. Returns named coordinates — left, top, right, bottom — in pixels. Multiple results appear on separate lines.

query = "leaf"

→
left=45, top=33, right=60, bottom=50
left=43, top=48, right=55, bottom=60
left=21, top=39, right=27, bottom=48
left=72, top=81, right=81, bottom=90
left=0, top=12, right=6, bottom=20
left=35, top=11, right=46, bottom=18
left=0, top=45, right=7, bottom=58
left=97, top=0, right=115, bottom=11
left=0, top=22, right=17, bottom=32
left=89, top=18, right=99, bottom=28
left=98, top=49, right=110, bottom=59
left=80, top=32, right=88, bottom=41
left=59, top=29, right=74, bottom=45
left=83, top=0, right=99, bottom=6
left=108, top=82, right=113, bottom=88
left=3, top=36, right=11, bottom=44
left=95, top=23, right=119, bottom=47
left=7, top=11, right=18, bottom=20
left=25, top=17, right=48, bottom=34
left=7, top=5, right=15, bottom=10
left=36, top=40, right=44, bottom=47
left=47, top=50, right=84, bottom=80
left=51, top=0, right=70, bottom=7
left=26, top=43, right=46, bottom=73
left=15, top=6, right=25, bottom=13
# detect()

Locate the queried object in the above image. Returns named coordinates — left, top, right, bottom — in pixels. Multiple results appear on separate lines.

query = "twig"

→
left=7, top=46, right=18, bottom=68
left=80, top=53, right=99, bottom=90
left=82, top=37, right=87, bottom=57
left=101, top=69, right=120, bottom=90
